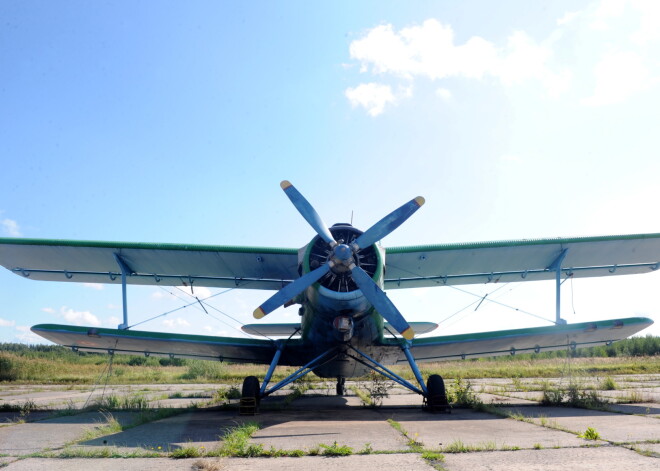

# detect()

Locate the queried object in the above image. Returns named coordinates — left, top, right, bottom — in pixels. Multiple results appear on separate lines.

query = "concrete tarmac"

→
left=0, top=375, right=658, bottom=470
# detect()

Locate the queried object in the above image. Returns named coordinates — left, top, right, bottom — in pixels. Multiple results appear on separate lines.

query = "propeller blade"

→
left=254, top=263, right=331, bottom=319
left=281, top=180, right=336, bottom=246
left=350, top=265, right=414, bottom=340
left=353, top=196, right=425, bottom=250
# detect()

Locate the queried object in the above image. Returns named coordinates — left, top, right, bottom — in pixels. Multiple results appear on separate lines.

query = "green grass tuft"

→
left=319, top=441, right=353, bottom=456
left=579, top=427, right=601, bottom=440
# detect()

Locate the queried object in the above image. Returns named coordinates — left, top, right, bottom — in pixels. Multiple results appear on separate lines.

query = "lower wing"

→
left=30, top=324, right=290, bottom=364
left=400, top=317, right=653, bottom=362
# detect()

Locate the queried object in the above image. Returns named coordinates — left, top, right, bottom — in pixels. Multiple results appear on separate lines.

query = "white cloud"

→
left=345, top=82, right=397, bottom=116
left=41, top=307, right=55, bottom=314
left=83, top=283, right=104, bottom=290
left=557, top=10, right=581, bottom=26
left=580, top=50, right=652, bottom=106
left=435, top=88, right=452, bottom=101
left=501, top=154, right=523, bottom=163
left=346, top=2, right=660, bottom=114
left=0, top=317, right=16, bottom=327
left=163, top=317, right=191, bottom=328
left=346, top=18, right=571, bottom=114
left=15, top=325, right=44, bottom=343
left=630, top=0, right=660, bottom=44
left=1, top=218, right=21, bottom=237
left=60, top=306, right=101, bottom=326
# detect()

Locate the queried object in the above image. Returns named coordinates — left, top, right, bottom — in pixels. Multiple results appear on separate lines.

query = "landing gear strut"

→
left=336, top=377, right=346, bottom=396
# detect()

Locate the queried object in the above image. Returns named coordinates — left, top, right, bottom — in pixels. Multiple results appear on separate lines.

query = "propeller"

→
left=350, top=263, right=414, bottom=340
left=253, top=181, right=424, bottom=339
left=280, top=180, right=336, bottom=247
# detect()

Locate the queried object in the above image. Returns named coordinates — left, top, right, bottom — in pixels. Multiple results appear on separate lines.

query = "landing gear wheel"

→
left=336, top=377, right=346, bottom=396
left=425, top=374, right=450, bottom=413
left=240, top=375, right=261, bottom=415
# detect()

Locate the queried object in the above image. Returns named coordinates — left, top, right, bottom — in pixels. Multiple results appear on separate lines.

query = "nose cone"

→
left=334, top=244, right=353, bottom=262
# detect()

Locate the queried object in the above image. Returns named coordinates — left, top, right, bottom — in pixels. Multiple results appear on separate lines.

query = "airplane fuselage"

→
left=294, top=223, right=395, bottom=378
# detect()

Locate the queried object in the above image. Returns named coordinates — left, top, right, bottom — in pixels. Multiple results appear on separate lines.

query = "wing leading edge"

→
left=0, top=238, right=299, bottom=290
left=30, top=324, right=292, bottom=364
left=394, top=317, right=653, bottom=363
left=385, top=233, right=660, bottom=288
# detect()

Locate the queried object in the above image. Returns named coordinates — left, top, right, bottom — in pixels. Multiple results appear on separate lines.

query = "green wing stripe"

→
left=0, top=238, right=299, bottom=289
left=386, top=232, right=660, bottom=254
left=384, top=233, right=660, bottom=288
left=0, top=237, right=298, bottom=255
left=396, top=317, right=653, bottom=362
left=31, top=324, right=282, bottom=364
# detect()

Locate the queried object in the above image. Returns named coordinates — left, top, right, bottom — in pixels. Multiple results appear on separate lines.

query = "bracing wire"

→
left=388, top=263, right=555, bottom=325
left=131, top=284, right=277, bottom=341
left=171, top=286, right=276, bottom=341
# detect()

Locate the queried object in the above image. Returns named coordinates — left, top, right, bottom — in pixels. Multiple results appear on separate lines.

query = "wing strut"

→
left=113, top=253, right=133, bottom=330
left=548, top=249, right=568, bottom=325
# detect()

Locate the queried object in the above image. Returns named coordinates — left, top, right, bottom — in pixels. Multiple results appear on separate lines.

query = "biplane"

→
left=0, top=181, right=655, bottom=411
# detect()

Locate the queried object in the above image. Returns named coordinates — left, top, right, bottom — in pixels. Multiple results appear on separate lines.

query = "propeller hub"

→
left=330, top=244, right=355, bottom=274
left=334, top=244, right=353, bottom=262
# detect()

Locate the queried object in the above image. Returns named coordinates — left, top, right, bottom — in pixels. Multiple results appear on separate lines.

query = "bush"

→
left=0, top=354, right=18, bottom=381
left=181, top=360, right=226, bottom=380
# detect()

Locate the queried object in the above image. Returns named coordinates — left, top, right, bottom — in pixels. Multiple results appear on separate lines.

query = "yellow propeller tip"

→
left=253, top=307, right=266, bottom=319
left=401, top=327, right=415, bottom=340
left=280, top=180, right=292, bottom=190
left=414, top=196, right=425, bottom=207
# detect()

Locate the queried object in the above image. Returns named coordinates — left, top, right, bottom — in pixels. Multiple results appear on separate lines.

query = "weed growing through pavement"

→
left=600, top=376, right=618, bottom=390
left=578, top=427, right=601, bottom=440
left=319, top=441, right=353, bottom=456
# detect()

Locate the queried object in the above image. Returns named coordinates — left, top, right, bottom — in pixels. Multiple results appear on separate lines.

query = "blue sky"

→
left=1, top=0, right=659, bottom=343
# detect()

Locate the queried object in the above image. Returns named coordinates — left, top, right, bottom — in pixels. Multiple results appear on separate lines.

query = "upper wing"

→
left=384, top=233, right=660, bottom=289
left=30, top=323, right=307, bottom=365
left=395, top=316, right=653, bottom=363
left=0, top=238, right=299, bottom=290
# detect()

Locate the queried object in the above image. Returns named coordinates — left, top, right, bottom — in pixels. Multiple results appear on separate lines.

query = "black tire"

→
left=426, top=374, right=448, bottom=410
left=242, top=375, right=261, bottom=406
left=336, top=377, right=346, bottom=396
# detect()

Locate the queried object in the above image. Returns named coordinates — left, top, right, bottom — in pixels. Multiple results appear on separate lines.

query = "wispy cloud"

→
left=346, top=18, right=569, bottom=114
left=1, top=218, right=22, bottom=237
left=83, top=283, right=104, bottom=290
left=60, top=306, right=101, bottom=326
left=15, top=325, right=44, bottom=343
left=345, top=83, right=396, bottom=116
left=163, top=317, right=191, bottom=328
left=580, top=50, right=653, bottom=106
left=345, top=1, right=660, bottom=114
left=0, top=317, right=16, bottom=327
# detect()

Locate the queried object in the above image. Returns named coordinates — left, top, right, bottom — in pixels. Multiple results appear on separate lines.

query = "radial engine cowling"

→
left=301, top=223, right=384, bottom=316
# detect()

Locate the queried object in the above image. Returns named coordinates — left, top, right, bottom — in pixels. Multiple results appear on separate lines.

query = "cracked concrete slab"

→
left=503, top=405, right=660, bottom=442
left=442, top=446, right=656, bottom=471
left=2, top=454, right=436, bottom=471
left=389, top=408, right=588, bottom=450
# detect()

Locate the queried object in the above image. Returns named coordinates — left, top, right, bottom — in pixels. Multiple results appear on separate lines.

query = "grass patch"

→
left=600, top=376, right=618, bottom=390
left=447, top=378, right=480, bottom=407
left=79, top=411, right=123, bottom=442
left=319, top=441, right=353, bottom=456
left=540, top=382, right=609, bottom=410
left=209, top=422, right=263, bottom=457
left=578, top=427, right=601, bottom=440
left=170, top=444, right=204, bottom=459
left=356, top=372, right=394, bottom=408
left=386, top=418, right=423, bottom=451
